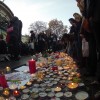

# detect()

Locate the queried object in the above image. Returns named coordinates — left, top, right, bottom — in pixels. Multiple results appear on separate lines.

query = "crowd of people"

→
left=65, top=0, right=100, bottom=85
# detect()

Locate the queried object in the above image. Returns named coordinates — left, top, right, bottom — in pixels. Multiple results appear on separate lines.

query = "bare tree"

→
left=29, top=21, right=47, bottom=34
left=48, top=19, right=67, bottom=37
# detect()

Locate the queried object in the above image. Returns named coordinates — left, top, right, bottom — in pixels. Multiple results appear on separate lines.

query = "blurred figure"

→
left=73, top=12, right=82, bottom=65
left=0, top=34, right=9, bottom=61
left=6, top=16, right=22, bottom=60
left=29, top=30, right=36, bottom=55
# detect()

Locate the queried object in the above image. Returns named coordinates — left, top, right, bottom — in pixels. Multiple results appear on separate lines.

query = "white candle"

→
left=54, top=87, right=61, bottom=92
left=9, top=84, right=17, bottom=90
left=31, top=74, right=36, bottom=78
left=26, top=82, right=32, bottom=86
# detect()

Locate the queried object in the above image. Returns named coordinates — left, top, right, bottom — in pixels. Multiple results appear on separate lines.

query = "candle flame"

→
left=15, top=90, right=18, bottom=93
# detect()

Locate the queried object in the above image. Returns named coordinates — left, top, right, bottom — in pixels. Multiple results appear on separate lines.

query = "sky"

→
left=4, top=0, right=80, bottom=35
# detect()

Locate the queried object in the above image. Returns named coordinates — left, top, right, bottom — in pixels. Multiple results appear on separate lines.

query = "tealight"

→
left=3, top=89, right=10, bottom=97
left=9, top=84, right=17, bottom=90
left=71, top=72, right=76, bottom=75
left=21, top=94, right=29, bottom=100
left=68, top=76, right=73, bottom=81
left=67, top=83, right=78, bottom=89
left=26, top=81, right=32, bottom=86
left=13, top=90, right=20, bottom=97
left=20, top=86, right=26, bottom=90
left=76, top=73, right=81, bottom=77
left=22, top=88, right=30, bottom=94
left=54, top=87, right=61, bottom=92
left=31, top=74, right=36, bottom=78
left=6, top=66, right=11, bottom=73
left=0, top=96, right=5, bottom=100
left=58, top=71, right=62, bottom=75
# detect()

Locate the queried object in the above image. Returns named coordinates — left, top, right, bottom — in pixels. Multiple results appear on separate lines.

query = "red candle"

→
left=52, top=66, right=58, bottom=71
left=29, top=59, right=36, bottom=74
left=0, top=74, right=8, bottom=88
left=13, top=90, right=20, bottom=97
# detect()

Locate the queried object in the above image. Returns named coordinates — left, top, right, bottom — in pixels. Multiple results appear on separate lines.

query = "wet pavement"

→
left=0, top=55, right=32, bottom=70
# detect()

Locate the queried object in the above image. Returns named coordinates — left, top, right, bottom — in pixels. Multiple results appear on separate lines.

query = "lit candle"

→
left=58, top=71, right=62, bottom=75
left=26, top=81, right=32, bottom=86
left=0, top=96, right=5, bottom=100
left=54, top=87, right=61, bottom=92
left=13, top=90, right=20, bottom=97
left=76, top=73, right=81, bottom=77
left=29, top=59, right=36, bottom=74
left=9, top=84, right=17, bottom=90
left=68, top=76, right=73, bottom=80
left=59, top=83, right=65, bottom=88
left=67, top=82, right=78, bottom=89
left=31, top=74, right=36, bottom=78
left=6, top=66, right=11, bottom=73
left=3, top=89, right=10, bottom=97
left=20, top=86, right=26, bottom=90
left=55, top=60, right=62, bottom=66
left=52, top=66, right=58, bottom=71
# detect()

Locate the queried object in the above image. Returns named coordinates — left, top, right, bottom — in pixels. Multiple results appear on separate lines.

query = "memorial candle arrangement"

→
left=29, top=59, right=36, bottom=74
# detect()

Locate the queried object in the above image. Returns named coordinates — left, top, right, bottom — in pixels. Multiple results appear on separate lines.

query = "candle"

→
left=55, top=60, right=62, bottom=66
left=3, top=89, right=10, bottom=97
left=9, top=96, right=16, bottom=100
left=22, top=88, right=30, bottom=94
left=20, top=86, right=26, bottom=90
left=54, top=87, right=61, bottom=92
left=6, top=66, right=11, bottom=73
left=29, top=59, right=36, bottom=74
left=21, top=94, right=29, bottom=100
left=26, top=81, right=32, bottom=86
left=76, top=73, right=81, bottom=77
left=52, top=66, right=58, bottom=71
left=59, top=83, right=65, bottom=88
left=0, top=74, right=8, bottom=88
left=68, top=76, right=73, bottom=80
left=0, top=96, right=5, bottom=100
left=67, top=82, right=78, bottom=89
left=31, top=74, right=36, bottom=78
left=9, top=84, right=17, bottom=90
left=13, top=90, right=20, bottom=97
left=58, top=71, right=62, bottom=75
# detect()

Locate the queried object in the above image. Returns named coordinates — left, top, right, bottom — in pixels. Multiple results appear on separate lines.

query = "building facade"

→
left=0, top=1, right=14, bottom=36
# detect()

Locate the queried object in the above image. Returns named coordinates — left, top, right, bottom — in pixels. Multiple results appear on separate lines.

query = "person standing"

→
left=6, top=16, right=21, bottom=60
left=29, top=30, right=36, bottom=55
